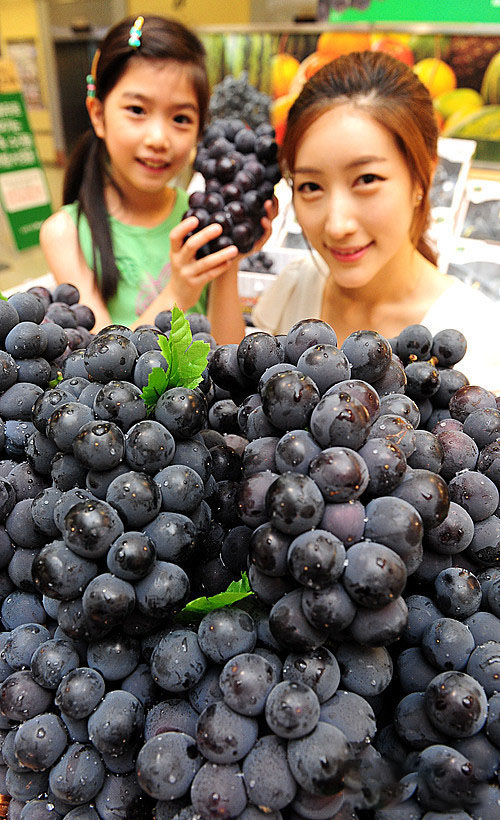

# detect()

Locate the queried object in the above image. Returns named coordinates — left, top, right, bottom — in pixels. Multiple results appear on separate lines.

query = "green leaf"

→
left=141, top=367, right=169, bottom=413
left=140, top=305, right=210, bottom=412
left=176, top=572, right=253, bottom=620
left=48, top=372, right=63, bottom=388
left=0, top=292, right=7, bottom=301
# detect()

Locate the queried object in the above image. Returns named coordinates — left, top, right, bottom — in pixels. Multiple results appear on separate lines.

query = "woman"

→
left=252, top=51, right=500, bottom=392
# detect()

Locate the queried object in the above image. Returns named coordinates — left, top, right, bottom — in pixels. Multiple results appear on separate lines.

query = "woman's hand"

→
left=168, top=216, right=239, bottom=311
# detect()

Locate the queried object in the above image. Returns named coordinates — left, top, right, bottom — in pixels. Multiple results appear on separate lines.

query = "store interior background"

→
left=0, top=0, right=321, bottom=290
left=1, top=0, right=499, bottom=295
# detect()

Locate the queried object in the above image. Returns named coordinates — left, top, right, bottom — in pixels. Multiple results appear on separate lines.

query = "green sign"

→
left=327, top=0, right=500, bottom=24
left=0, top=67, right=52, bottom=250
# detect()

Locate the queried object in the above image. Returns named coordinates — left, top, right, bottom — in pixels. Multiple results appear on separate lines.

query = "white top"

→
left=252, top=254, right=500, bottom=394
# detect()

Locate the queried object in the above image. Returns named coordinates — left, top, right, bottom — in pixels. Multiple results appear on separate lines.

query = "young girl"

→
left=41, top=15, right=262, bottom=343
left=252, top=51, right=500, bottom=391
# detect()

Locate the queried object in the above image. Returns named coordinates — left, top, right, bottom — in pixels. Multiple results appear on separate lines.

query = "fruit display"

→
left=3, top=286, right=500, bottom=818
left=188, top=118, right=281, bottom=255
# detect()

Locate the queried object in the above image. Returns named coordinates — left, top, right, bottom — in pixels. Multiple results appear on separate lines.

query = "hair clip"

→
left=86, top=74, right=96, bottom=98
left=86, top=49, right=100, bottom=98
left=128, top=16, right=144, bottom=48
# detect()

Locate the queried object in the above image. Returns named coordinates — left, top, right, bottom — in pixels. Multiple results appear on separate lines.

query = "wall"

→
left=128, top=0, right=251, bottom=26
left=0, top=0, right=55, bottom=162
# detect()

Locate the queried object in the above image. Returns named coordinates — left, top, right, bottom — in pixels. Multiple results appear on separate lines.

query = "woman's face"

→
left=292, top=104, right=422, bottom=291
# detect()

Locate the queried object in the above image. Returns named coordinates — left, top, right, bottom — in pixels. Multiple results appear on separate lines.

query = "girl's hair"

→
left=281, top=50, right=438, bottom=265
left=63, top=15, right=209, bottom=300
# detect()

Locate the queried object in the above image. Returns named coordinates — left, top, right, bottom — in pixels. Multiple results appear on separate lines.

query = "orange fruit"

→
left=271, top=53, right=301, bottom=99
left=317, top=31, right=370, bottom=56
left=271, top=93, right=298, bottom=145
left=413, top=58, right=457, bottom=98
left=371, top=37, right=414, bottom=67
left=303, top=52, right=337, bottom=81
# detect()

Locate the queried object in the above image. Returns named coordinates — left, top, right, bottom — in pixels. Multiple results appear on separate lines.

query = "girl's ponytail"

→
left=63, top=128, right=121, bottom=301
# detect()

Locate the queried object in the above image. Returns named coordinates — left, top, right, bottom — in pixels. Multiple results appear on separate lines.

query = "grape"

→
left=287, top=721, right=351, bottom=795
left=62, top=498, right=124, bottom=559
left=449, top=385, right=497, bottom=423
left=336, top=643, right=393, bottom=696
left=260, top=370, right=320, bottom=432
left=82, top=573, right=135, bottom=628
left=5, top=321, right=47, bottom=359
left=196, top=700, right=258, bottom=762
left=242, top=734, right=297, bottom=810
left=46, top=401, right=94, bottom=453
left=466, top=642, right=500, bottom=696
left=425, top=670, right=488, bottom=738
left=106, top=531, right=156, bottom=580
left=0, top=669, right=53, bottom=721
left=87, top=690, right=144, bottom=756
left=358, top=437, right=407, bottom=495
left=124, top=420, right=175, bottom=474
left=218, top=651, right=276, bottom=716
left=154, top=387, right=208, bottom=439
left=0, top=383, right=44, bottom=421
left=320, top=689, right=377, bottom=751
left=341, top=330, right=391, bottom=382
left=431, top=328, right=467, bottom=366
left=49, top=742, right=105, bottom=805
left=448, top=470, right=499, bottom=522
left=269, top=589, right=324, bottom=651
left=93, top=379, right=147, bottom=430
left=87, top=632, right=140, bottom=681
left=54, top=667, right=106, bottom=719
left=311, top=390, right=372, bottom=451
left=434, top=568, right=482, bottom=619
left=151, top=628, right=207, bottom=693
left=437, top=430, right=479, bottom=481
left=14, top=713, right=67, bottom=771
left=84, top=332, right=138, bottom=382
left=1, top=590, right=47, bottom=629
left=392, top=468, right=450, bottom=530
left=72, top=419, right=125, bottom=470
left=198, top=608, right=256, bottom=663
left=144, top=698, right=199, bottom=740
left=421, top=618, right=475, bottom=671
left=191, top=761, right=247, bottom=819
left=237, top=470, right=279, bottom=528
left=301, top=582, right=356, bottom=634
left=265, top=472, right=325, bottom=534
left=343, top=541, right=407, bottom=609
left=137, top=731, right=202, bottom=800
left=309, top=446, right=369, bottom=503
left=32, top=541, right=97, bottom=600
left=135, top=561, right=190, bottom=618
left=5, top=768, right=49, bottom=802
left=3, top=623, right=50, bottom=670
left=396, top=323, right=433, bottom=363
left=417, top=744, right=475, bottom=808
left=106, top=470, right=162, bottom=527
left=237, top=332, right=284, bottom=381
left=30, top=639, right=80, bottom=689
left=265, top=680, right=320, bottom=738
left=287, top=529, right=345, bottom=589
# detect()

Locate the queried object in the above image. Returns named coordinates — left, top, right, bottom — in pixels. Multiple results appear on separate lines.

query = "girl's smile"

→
left=88, top=58, right=200, bottom=206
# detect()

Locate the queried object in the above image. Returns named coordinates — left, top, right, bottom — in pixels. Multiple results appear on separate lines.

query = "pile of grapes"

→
left=188, top=117, right=280, bottom=256
left=208, top=73, right=271, bottom=132
left=1, top=288, right=500, bottom=819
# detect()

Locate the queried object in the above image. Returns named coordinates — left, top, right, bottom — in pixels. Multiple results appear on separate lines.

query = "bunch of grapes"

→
left=188, top=118, right=281, bottom=256
left=208, top=73, right=271, bottom=132
left=2, top=285, right=500, bottom=818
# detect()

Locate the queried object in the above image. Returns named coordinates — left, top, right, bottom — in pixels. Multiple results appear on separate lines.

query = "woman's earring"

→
left=416, top=193, right=423, bottom=204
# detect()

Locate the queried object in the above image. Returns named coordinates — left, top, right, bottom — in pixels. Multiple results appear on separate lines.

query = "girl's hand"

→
left=246, top=196, right=279, bottom=257
left=168, top=216, right=238, bottom=310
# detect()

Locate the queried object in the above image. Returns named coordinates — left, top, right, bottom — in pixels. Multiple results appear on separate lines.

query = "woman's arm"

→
left=40, top=211, right=112, bottom=332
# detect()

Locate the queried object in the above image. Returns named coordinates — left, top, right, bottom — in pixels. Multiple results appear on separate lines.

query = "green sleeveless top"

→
left=63, top=188, right=207, bottom=327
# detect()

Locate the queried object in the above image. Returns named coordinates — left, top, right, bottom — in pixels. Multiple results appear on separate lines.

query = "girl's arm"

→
left=207, top=259, right=246, bottom=345
left=129, top=216, right=240, bottom=329
left=40, top=211, right=113, bottom=332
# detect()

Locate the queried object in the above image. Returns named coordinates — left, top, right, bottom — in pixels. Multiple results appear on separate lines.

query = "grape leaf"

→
left=0, top=292, right=7, bottom=301
left=176, top=572, right=253, bottom=620
left=140, top=305, right=209, bottom=412
left=141, top=367, right=170, bottom=413
left=48, top=372, right=63, bottom=389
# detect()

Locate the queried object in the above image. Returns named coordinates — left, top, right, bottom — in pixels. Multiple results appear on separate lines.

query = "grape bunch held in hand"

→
left=186, top=118, right=281, bottom=257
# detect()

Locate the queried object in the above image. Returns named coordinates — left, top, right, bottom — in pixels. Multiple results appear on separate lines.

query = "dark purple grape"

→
left=309, top=446, right=369, bottom=503
left=425, top=670, right=488, bottom=738
left=265, top=472, right=324, bottom=535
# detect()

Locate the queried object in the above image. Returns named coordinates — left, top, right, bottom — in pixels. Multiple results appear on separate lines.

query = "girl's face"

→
left=292, top=104, right=422, bottom=291
left=88, top=58, right=200, bottom=199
